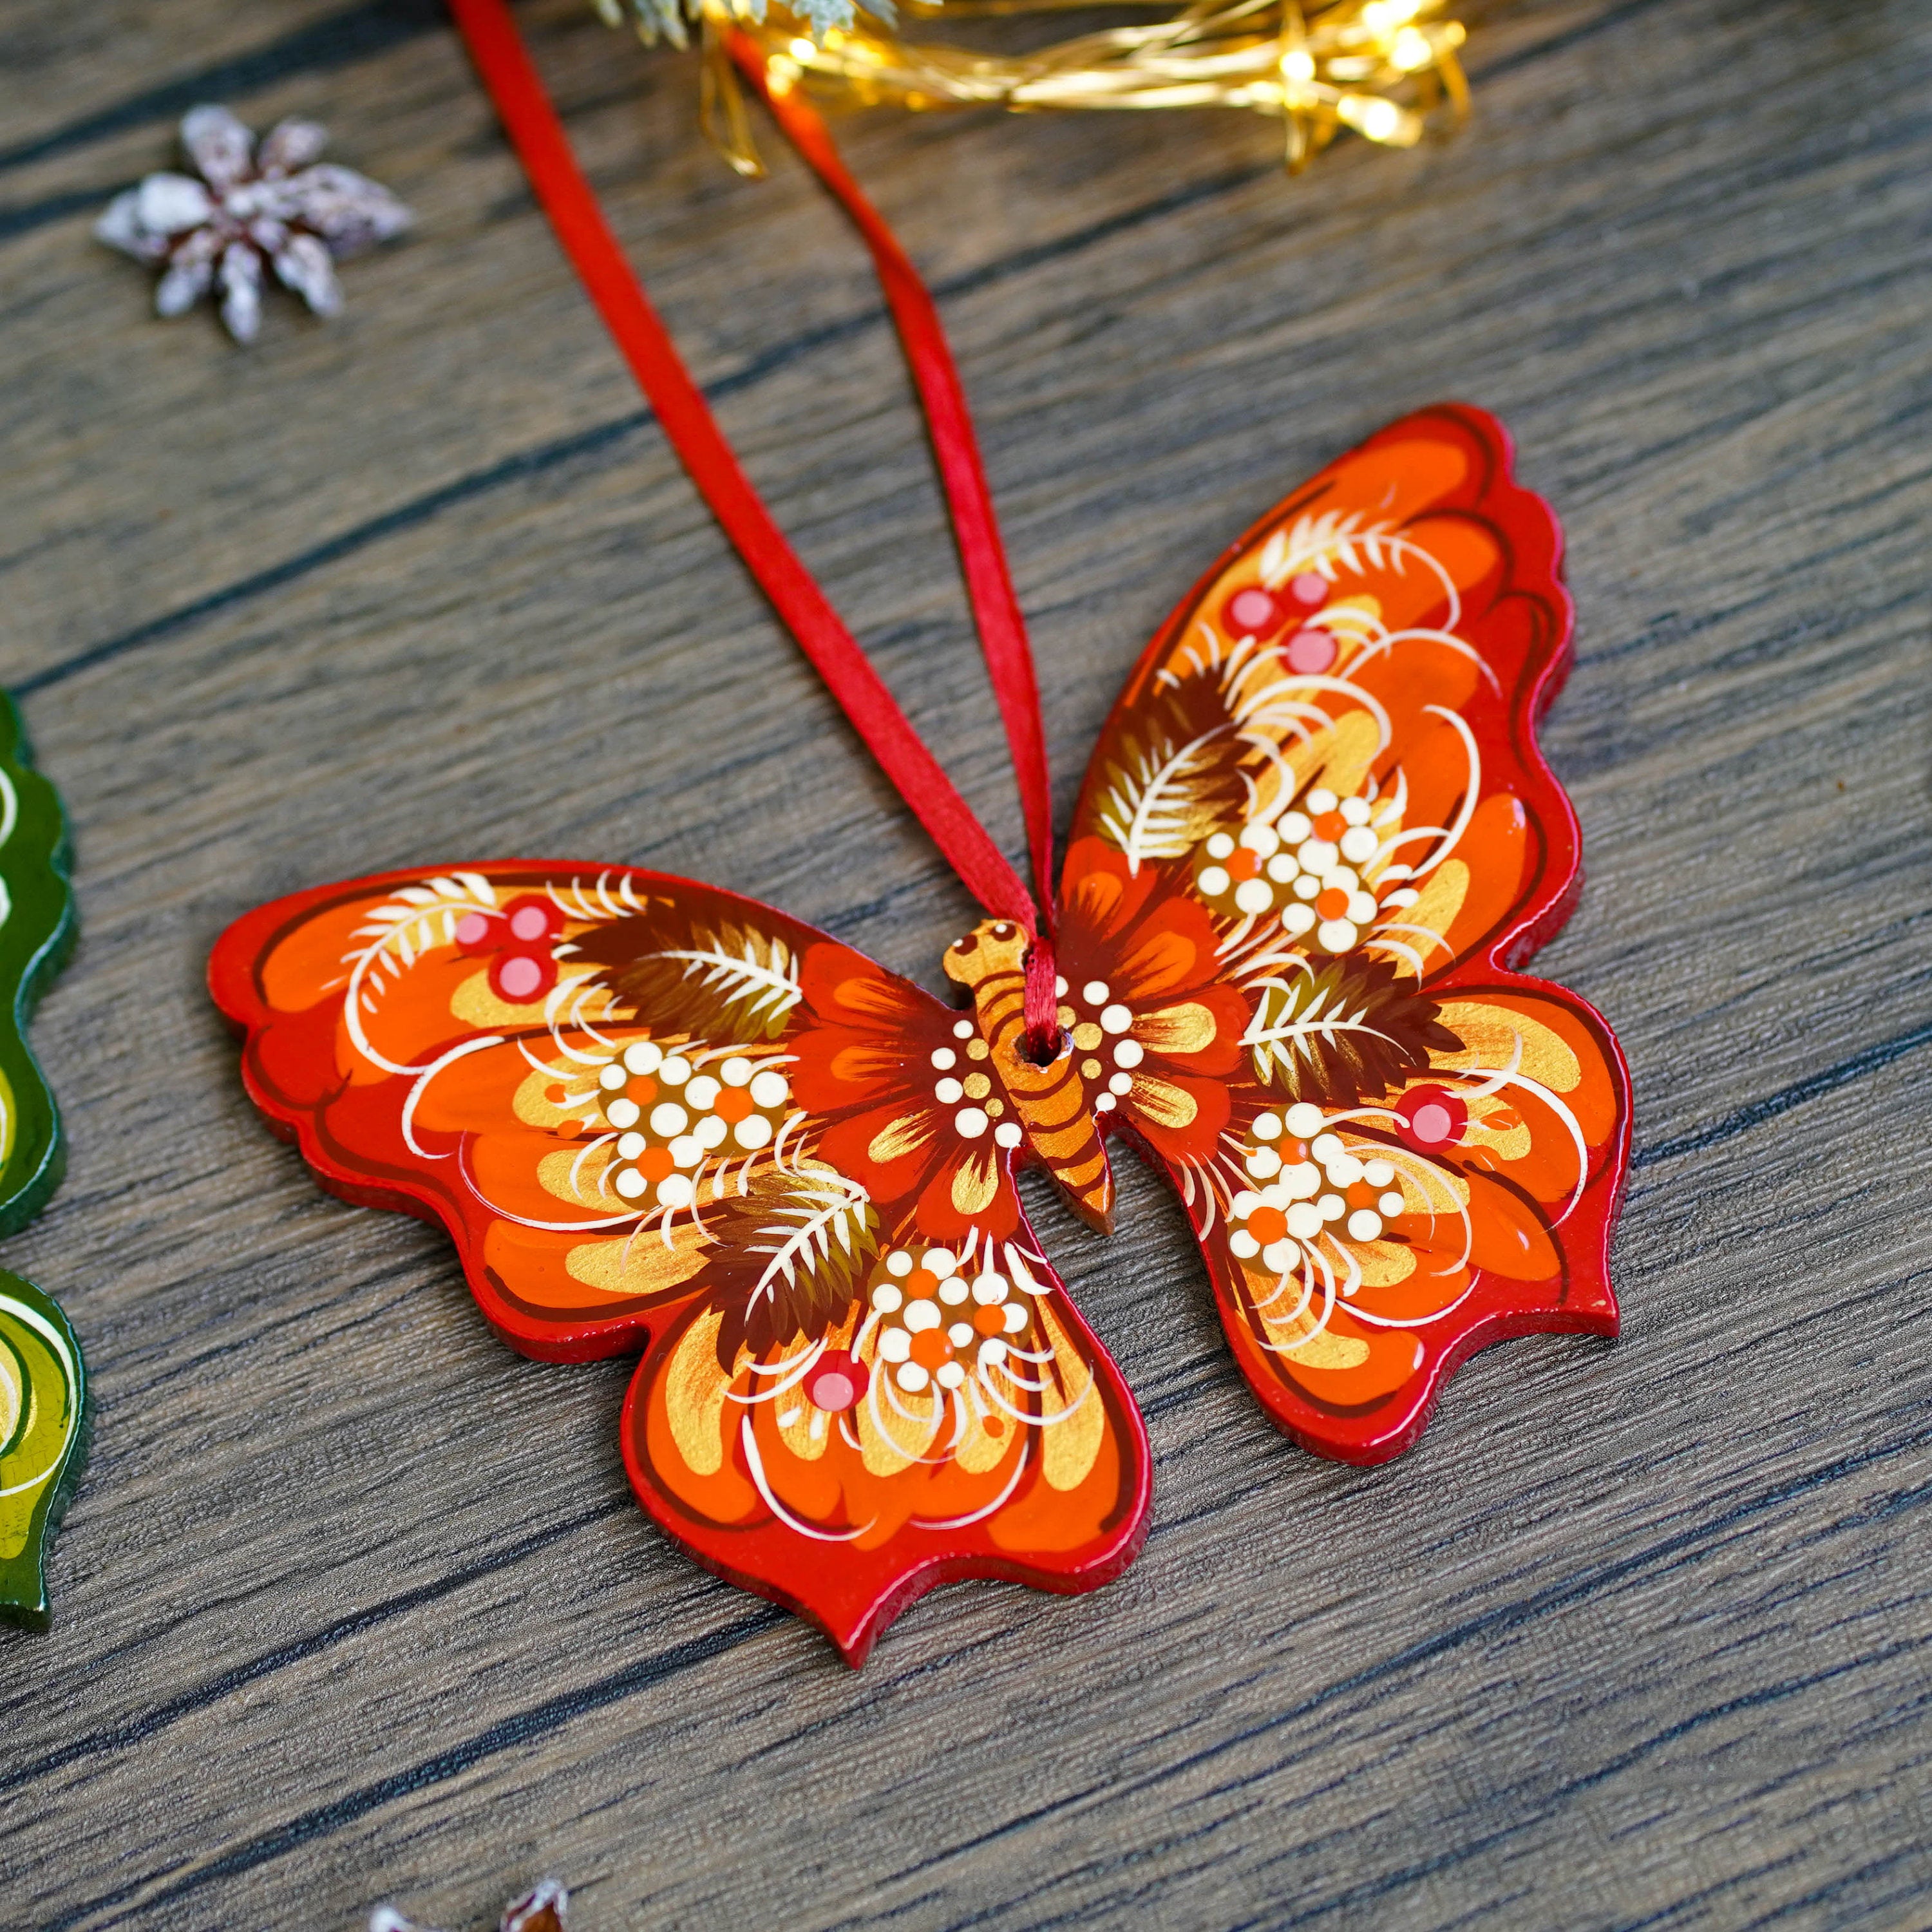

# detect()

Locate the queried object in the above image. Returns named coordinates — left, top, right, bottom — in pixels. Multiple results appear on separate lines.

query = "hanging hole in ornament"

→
left=1016, top=1023, right=1067, bottom=1068
left=1018, top=936, right=1066, bottom=1066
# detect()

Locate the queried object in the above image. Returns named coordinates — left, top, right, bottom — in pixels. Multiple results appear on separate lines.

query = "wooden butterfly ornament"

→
left=211, top=404, right=1629, bottom=1663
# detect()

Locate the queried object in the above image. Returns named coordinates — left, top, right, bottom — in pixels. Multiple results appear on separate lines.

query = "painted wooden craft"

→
left=211, top=407, right=1630, bottom=1663
left=0, top=692, right=84, bottom=1631
left=1, top=1273, right=86, bottom=1630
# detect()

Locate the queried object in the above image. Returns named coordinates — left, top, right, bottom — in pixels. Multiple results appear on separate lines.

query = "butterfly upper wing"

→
left=1059, top=404, right=1631, bottom=1462
left=211, top=863, right=1148, bottom=1662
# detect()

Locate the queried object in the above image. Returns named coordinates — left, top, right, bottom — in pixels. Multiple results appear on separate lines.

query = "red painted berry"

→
left=806, top=1351, right=869, bottom=1412
left=1397, top=1084, right=1468, bottom=1150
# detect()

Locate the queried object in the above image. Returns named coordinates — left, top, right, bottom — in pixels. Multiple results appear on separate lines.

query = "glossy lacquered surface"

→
left=211, top=408, right=1627, bottom=1663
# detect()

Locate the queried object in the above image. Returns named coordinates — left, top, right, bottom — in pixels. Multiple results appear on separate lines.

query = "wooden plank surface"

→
left=2, top=0, right=1929, bottom=1925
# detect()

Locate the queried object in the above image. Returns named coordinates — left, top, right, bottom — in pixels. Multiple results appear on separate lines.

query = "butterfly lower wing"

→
left=1061, top=406, right=1631, bottom=1460
left=624, top=1210, right=1147, bottom=1665
left=1191, top=975, right=1626, bottom=1462
left=211, top=862, right=1148, bottom=1658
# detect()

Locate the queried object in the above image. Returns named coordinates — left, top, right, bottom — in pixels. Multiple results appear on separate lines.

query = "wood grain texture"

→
left=0, top=0, right=1928, bottom=1926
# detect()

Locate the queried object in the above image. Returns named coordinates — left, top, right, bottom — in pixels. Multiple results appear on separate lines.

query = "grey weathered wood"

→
left=1, top=0, right=1929, bottom=1926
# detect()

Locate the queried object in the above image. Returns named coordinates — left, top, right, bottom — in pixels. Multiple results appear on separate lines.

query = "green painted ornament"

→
left=0, top=1273, right=86, bottom=1630
left=0, top=692, right=83, bottom=1630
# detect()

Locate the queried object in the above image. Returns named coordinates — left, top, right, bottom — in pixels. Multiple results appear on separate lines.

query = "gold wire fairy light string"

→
left=589, top=0, right=1469, bottom=177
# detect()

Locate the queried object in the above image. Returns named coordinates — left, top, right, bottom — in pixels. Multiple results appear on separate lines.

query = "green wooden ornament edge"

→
left=0, top=688, right=76, bottom=1237
left=0, top=692, right=84, bottom=1629
left=0, top=1269, right=90, bottom=1632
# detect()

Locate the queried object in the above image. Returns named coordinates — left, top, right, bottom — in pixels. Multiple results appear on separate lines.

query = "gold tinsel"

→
left=591, top=0, right=1470, bottom=177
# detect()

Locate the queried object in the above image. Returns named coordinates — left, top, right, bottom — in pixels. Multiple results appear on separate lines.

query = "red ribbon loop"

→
left=448, top=0, right=1060, bottom=1022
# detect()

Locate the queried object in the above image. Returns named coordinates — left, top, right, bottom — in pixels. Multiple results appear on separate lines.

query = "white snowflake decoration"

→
left=95, top=105, right=412, bottom=344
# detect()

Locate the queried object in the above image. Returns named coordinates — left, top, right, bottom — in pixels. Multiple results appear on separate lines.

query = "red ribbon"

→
left=447, top=0, right=1063, bottom=1051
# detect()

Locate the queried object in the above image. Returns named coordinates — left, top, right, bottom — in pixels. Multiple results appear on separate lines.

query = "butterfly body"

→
left=940, top=917, right=1115, bottom=1233
left=213, top=406, right=1630, bottom=1661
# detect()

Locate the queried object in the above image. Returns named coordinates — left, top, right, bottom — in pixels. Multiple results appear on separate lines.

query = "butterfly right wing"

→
left=1059, top=406, right=1630, bottom=1463
left=212, top=864, right=1147, bottom=1662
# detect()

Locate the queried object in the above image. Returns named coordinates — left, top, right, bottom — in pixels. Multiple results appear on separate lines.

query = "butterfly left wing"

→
left=211, top=864, right=1148, bottom=1662
left=1057, top=404, right=1631, bottom=1463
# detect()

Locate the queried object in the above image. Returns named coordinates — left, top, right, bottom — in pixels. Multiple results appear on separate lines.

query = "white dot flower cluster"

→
left=1060, top=978, right=1142, bottom=1113
left=868, top=1246, right=1036, bottom=1394
left=1191, top=786, right=1387, bottom=952
left=931, top=1020, right=1025, bottom=1149
left=596, top=1042, right=791, bottom=1211
left=1228, top=1103, right=1408, bottom=1273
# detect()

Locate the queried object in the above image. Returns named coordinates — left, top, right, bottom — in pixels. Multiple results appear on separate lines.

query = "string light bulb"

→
left=594, top=0, right=1471, bottom=178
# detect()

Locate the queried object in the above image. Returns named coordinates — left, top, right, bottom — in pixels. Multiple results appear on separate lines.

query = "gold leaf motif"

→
left=1354, top=1239, right=1418, bottom=1287
left=1301, top=708, right=1382, bottom=802
left=1247, top=706, right=1382, bottom=822
left=776, top=1399, right=832, bottom=1463
left=951, top=1147, right=1000, bottom=1217
left=1277, top=1325, right=1370, bottom=1370
left=1130, top=1074, right=1198, bottom=1130
left=1241, top=1271, right=1370, bottom=1367
left=513, top=1060, right=592, bottom=1129
left=1390, top=859, right=1469, bottom=971
left=539, top=1145, right=621, bottom=1210
left=867, top=1112, right=933, bottom=1165
left=1135, top=1001, right=1217, bottom=1055
left=565, top=1225, right=708, bottom=1298
left=1039, top=1302, right=1104, bottom=1493
left=954, top=1406, right=1017, bottom=1476
left=452, top=965, right=616, bottom=1030
left=665, top=1308, right=730, bottom=1476
left=857, top=1363, right=941, bottom=1475
left=1433, top=1001, right=1582, bottom=1092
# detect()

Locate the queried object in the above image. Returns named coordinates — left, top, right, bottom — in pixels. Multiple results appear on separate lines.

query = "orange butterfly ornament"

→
left=210, top=1, right=1629, bottom=1665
